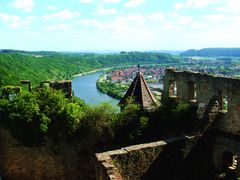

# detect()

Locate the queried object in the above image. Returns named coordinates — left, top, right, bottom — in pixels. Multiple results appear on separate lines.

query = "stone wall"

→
left=0, top=127, right=65, bottom=179
left=163, top=68, right=240, bottom=135
left=20, top=80, right=32, bottom=92
left=95, top=136, right=196, bottom=180
left=49, top=80, right=72, bottom=98
left=1, top=80, right=72, bottom=99
left=163, top=68, right=240, bottom=176
left=0, top=127, right=98, bottom=180
left=40, top=80, right=72, bottom=98
left=213, top=131, right=240, bottom=172
left=1, top=86, right=21, bottom=99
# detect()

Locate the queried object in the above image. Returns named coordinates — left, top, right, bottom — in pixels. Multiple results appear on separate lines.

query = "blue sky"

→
left=0, top=0, right=239, bottom=51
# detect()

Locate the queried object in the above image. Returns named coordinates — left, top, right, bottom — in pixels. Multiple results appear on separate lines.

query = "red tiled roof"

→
left=119, top=72, right=157, bottom=109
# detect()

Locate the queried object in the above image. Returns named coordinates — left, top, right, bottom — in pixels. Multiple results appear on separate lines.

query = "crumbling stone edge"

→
left=95, top=136, right=195, bottom=180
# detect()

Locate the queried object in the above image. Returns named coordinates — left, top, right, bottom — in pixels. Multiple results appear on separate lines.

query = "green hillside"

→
left=181, top=48, right=240, bottom=57
left=0, top=51, right=181, bottom=87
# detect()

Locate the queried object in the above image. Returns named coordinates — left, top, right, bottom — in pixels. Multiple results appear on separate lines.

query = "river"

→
left=72, top=72, right=119, bottom=107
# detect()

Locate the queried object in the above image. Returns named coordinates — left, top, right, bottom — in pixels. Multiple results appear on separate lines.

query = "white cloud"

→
left=111, top=26, right=151, bottom=42
left=124, top=14, right=145, bottom=26
left=176, top=0, right=219, bottom=9
left=191, top=0, right=218, bottom=8
left=79, top=0, right=94, bottom=4
left=43, top=24, right=70, bottom=32
left=213, top=0, right=240, bottom=14
left=205, top=27, right=240, bottom=46
left=101, top=0, right=121, bottom=3
left=202, top=14, right=227, bottom=22
left=43, top=9, right=81, bottom=21
left=80, top=0, right=121, bottom=5
left=96, top=6, right=117, bottom=15
left=125, top=0, right=145, bottom=8
left=170, top=12, right=180, bottom=18
left=47, top=6, right=58, bottom=11
left=77, top=13, right=152, bottom=46
left=78, top=13, right=145, bottom=31
left=163, top=22, right=176, bottom=30
left=191, top=21, right=208, bottom=29
left=10, top=0, right=34, bottom=12
left=147, top=12, right=165, bottom=21
left=174, top=2, right=184, bottom=10
left=0, top=13, right=21, bottom=28
left=0, top=13, right=34, bottom=28
left=229, top=16, right=240, bottom=29
left=224, top=0, right=240, bottom=13
left=25, top=16, right=34, bottom=24
left=178, top=16, right=194, bottom=25
left=79, top=19, right=108, bottom=29
left=0, top=13, right=20, bottom=22
left=110, top=16, right=151, bottom=43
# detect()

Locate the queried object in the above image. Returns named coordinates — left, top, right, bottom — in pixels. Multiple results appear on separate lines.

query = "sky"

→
left=0, top=0, right=239, bottom=51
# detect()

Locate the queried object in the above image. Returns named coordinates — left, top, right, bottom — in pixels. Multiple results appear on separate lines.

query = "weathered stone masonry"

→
left=40, top=80, right=72, bottom=98
left=96, top=69, right=240, bottom=179
left=163, top=68, right=240, bottom=135
left=1, top=80, right=72, bottom=99
left=95, top=136, right=196, bottom=180
left=163, top=68, right=240, bottom=173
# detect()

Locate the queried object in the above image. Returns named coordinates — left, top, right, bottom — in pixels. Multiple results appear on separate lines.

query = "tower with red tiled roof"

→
left=119, top=72, right=157, bottom=110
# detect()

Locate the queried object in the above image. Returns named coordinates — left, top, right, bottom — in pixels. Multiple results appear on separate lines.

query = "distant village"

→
left=105, top=65, right=165, bottom=84
left=105, top=58, right=240, bottom=87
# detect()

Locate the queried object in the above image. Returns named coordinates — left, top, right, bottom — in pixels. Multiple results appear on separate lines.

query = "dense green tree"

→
left=0, top=88, right=87, bottom=144
left=111, top=102, right=149, bottom=145
left=96, top=80, right=128, bottom=99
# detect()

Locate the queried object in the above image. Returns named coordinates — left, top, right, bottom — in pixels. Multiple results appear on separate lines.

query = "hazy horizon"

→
left=0, top=0, right=239, bottom=51
left=0, top=48, right=186, bottom=52
left=1, top=48, right=240, bottom=53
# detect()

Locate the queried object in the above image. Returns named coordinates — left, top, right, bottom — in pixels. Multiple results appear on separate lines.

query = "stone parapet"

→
left=95, top=136, right=196, bottom=180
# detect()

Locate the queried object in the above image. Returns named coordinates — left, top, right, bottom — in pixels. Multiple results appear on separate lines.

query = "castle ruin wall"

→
left=95, top=136, right=196, bottom=180
left=163, top=68, right=240, bottom=135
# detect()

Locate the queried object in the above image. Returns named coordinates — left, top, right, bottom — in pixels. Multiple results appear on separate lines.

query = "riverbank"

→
left=96, top=75, right=129, bottom=100
left=72, top=72, right=120, bottom=106
left=73, top=68, right=112, bottom=77
left=73, top=64, right=158, bottom=77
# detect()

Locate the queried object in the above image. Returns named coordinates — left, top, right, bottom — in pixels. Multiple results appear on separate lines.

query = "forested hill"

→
left=0, top=49, right=59, bottom=56
left=181, top=48, right=240, bottom=57
left=0, top=51, right=181, bottom=87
